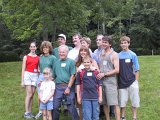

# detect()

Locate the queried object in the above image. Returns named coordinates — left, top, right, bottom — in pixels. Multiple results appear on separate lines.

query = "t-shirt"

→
left=40, top=80, right=55, bottom=101
left=53, top=46, right=72, bottom=59
left=39, top=55, right=56, bottom=73
left=76, top=69, right=102, bottom=100
left=53, top=58, right=76, bottom=84
left=118, top=50, right=139, bottom=89
left=67, top=48, right=79, bottom=61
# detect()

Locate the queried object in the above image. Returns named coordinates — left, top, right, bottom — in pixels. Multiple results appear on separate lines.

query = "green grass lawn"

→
left=0, top=56, right=160, bottom=120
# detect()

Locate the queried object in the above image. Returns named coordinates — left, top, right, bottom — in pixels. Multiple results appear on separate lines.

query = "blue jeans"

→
left=52, top=84, right=79, bottom=120
left=82, top=100, right=99, bottom=120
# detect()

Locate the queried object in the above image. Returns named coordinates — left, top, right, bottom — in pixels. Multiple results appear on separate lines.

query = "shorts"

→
left=102, top=77, right=118, bottom=105
left=24, top=71, right=38, bottom=86
left=119, top=80, right=140, bottom=108
left=36, top=73, right=45, bottom=93
left=40, top=100, right=53, bottom=110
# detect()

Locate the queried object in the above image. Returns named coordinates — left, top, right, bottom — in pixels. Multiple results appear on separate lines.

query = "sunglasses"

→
left=43, top=72, right=49, bottom=75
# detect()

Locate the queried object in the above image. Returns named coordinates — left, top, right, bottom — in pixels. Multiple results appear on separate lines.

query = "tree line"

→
left=0, top=0, right=160, bottom=62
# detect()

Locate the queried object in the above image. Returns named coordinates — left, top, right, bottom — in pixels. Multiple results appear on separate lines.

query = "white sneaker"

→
left=35, top=112, right=42, bottom=119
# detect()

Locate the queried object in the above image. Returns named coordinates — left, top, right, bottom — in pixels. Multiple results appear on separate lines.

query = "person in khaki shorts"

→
left=97, top=36, right=120, bottom=120
left=118, top=36, right=140, bottom=120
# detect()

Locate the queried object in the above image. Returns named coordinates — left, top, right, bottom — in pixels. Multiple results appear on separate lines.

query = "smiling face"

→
left=72, top=35, right=81, bottom=46
left=83, top=57, right=92, bottom=70
left=81, top=40, right=89, bottom=48
left=29, top=42, right=37, bottom=53
left=58, top=45, right=69, bottom=60
left=43, top=46, right=50, bottom=55
left=58, top=37, right=66, bottom=46
left=102, top=40, right=111, bottom=50
left=120, top=40, right=130, bottom=51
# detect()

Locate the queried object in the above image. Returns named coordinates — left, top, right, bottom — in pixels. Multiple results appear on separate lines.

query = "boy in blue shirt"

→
left=118, top=36, right=140, bottom=120
left=76, top=56, right=102, bottom=120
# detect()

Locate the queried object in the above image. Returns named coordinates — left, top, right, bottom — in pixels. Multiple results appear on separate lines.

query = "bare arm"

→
left=98, top=86, right=102, bottom=103
left=92, top=59, right=100, bottom=72
left=76, top=85, right=81, bottom=104
left=21, top=56, right=27, bottom=87
left=135, top=71, right=139, bottom=81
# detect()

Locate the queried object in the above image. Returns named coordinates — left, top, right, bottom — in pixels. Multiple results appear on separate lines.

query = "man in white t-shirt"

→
left=67, top=33, right=82, bottom=61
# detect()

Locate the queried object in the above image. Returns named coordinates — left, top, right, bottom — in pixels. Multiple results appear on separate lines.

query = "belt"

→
left=56, top=83, right=68, bottom=86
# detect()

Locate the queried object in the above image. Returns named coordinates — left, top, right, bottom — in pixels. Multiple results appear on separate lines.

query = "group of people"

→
left=21, top=33, right=140, bottom=120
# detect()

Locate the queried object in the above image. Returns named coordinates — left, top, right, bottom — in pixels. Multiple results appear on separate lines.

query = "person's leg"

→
left=28, top=86, right=36, bottom=112
left=121, top=107, right=126, bottom=120
left=52, top=86, right=64, bottom=120
left=129, top=80, right=140, bottom=120
left=114, top=105, right=120, bottom=120
left=119, top=88, right=128, bottom=119
left=42, top=110, right=47, bottom=120
left=66, top=91, right=79, bottom=120
left=82, top=100, right=92, bottom=120
left=47, top=110, right=52, bottom=120
left=25, top=85, right=33, bottom=113
left=92, top=100, right=99, bottom=120
left=103, top=104, right=110, bottom=120
left=132, top=107, right=137, bottom=119
left=110, top=106, right=115, bottom=117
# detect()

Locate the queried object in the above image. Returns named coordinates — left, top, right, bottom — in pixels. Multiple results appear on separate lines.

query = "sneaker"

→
left=121, top=117, right=126, bottom=120
left=29, top=112, right=35, bottom=118
left=24, top=113, right=32, bottom=119
left=35, top=112, right=42, bottom=119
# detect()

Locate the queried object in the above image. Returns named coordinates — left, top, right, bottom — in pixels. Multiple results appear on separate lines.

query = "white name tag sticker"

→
left=103, top=61, right=107, bottom=65
left=61, top=63, right=66, bottom=67
left=125, top=59, right=131, bottom=63
left=34, top=69, right=37, bottom=72
left=87, top=72, right=92, bottom=76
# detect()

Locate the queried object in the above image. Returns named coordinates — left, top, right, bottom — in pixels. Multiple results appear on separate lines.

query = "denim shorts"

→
left=40, top=100, right=53, bottom=110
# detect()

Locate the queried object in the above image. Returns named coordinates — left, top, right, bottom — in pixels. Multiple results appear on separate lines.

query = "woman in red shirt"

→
left=21, top=41, right=39, bottom=119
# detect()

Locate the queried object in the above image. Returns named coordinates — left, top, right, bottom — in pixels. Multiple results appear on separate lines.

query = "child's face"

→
left=43, top=71, right=50, bottom=80
left=81, top=41, right=89, bottom=48
left=120, top=40, right=130, bottom=51
left=83, top=59, right=91, bottom=70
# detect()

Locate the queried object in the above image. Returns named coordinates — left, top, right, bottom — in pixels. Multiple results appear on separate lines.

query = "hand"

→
left=64, top=87, right=70, bottom=95
left=21, top=81, right=25, bottom=88
left=97, top=72, right=105, bottom=80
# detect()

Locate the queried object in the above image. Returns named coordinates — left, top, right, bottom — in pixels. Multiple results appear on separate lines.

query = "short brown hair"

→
left=40, top=41, right=53, bottom=54
left=120, top=36, right=130, bottom=43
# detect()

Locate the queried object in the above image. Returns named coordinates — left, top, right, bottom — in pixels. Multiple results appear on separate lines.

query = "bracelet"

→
left=104, top=72, right=107, bottom=77
left=67, top=86, right=71, bottom=89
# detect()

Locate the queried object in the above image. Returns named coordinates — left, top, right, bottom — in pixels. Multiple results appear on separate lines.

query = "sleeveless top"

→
left=25, top=55, right=39, bottom=73
left=99, top=50, right=117, bottom=80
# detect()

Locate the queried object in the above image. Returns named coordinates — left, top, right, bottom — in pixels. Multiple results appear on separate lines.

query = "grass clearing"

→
left=0, top=56, right=160, bottom=120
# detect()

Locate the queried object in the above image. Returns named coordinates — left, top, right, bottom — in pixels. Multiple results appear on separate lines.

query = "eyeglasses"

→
left=43, top=72, right=49, bottom=75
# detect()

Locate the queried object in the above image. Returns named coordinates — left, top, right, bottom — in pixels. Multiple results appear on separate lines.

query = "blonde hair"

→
left=43, top=67, right=53, bottom=80
left=120, top=36, right=130, bottom=43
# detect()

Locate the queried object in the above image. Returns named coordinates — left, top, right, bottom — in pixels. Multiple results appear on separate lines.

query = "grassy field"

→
left=0, top=56, right=160, bottom=120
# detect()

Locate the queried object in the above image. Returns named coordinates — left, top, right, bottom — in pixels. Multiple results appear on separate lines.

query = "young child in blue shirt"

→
left=76, top=56, right=102, bottom=120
